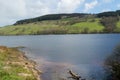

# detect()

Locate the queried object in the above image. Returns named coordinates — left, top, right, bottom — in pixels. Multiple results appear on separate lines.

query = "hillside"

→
left=0, top=10, right=120, bottom=35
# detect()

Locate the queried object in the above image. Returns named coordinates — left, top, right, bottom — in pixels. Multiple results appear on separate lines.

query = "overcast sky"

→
left=0, top=0, right=120, bottom=26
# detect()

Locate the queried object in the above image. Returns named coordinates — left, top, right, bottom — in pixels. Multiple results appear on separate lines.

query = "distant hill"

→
left=14, top=10, right=120, bottom=25
left=0, top=10, right=120, bottom=35
left=97, top=10, right=120, bottom=17
left=14, top=13, right=89, bottom=25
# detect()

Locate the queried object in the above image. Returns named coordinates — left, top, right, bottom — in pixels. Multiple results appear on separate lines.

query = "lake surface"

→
left=0, top=34, right=120, bottom=80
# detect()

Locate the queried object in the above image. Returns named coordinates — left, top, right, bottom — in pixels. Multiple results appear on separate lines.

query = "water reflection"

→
left=22, top=48, right=106, bottom=80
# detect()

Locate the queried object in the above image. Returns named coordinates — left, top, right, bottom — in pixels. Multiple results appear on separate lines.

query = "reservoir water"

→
left=0, top=34, right=120, bottom=80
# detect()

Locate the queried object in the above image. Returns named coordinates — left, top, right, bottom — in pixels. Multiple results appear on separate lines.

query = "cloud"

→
left=20, top=0, right=85, bottom=16
left=0, top=0, right=26, bottom=18
left=0, top=0, right=85, bottom=26
left=57, top=0, right=84, bottom=13
left=25, top=0, right=51, bottom=18
left=84, top=0, right=98, bottom=12
left=0, top=0, right=26, bottom=26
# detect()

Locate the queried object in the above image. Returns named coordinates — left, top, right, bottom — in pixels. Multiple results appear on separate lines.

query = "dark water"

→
left=0, top=34, right=120, bottom=80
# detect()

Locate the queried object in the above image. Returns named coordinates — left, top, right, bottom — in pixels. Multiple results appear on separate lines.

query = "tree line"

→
left=14, top=13, right=88, bottom=25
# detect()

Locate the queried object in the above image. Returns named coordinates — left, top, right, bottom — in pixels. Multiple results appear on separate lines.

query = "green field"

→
left=68, top=19, right=104, bottom=33
left=114, top=21, right=120, bottom=32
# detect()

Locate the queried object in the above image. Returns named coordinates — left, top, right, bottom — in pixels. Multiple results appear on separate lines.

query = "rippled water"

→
left=0, top=34, right=120, bottom=80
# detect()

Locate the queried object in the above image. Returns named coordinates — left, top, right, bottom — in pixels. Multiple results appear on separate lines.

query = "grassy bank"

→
left=0, top=46, right=41, bottom=80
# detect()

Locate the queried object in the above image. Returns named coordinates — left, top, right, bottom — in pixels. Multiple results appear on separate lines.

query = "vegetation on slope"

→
left=70, top=19, right=104, bottom=33
left=0, top=17, right=105, bottom=35
left=114, top=21, right=120, bottom=32
left=14, top=13, right=88, bottom=25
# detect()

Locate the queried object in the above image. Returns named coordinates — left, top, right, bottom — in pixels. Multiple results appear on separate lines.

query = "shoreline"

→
left=0, top=33, right=120, bottom=37
left=0, top=46, right=42, bottom=80
left=17, top=47, right=42, bottom=80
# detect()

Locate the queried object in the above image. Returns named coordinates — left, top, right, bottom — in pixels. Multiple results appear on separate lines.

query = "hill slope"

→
left=0, top=10, right=120, bottom=35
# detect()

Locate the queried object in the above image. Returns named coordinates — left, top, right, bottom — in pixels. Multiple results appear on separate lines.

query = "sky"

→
left=0, top=0, right=120, bottom=26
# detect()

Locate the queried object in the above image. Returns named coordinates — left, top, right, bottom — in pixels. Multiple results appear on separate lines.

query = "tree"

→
left=100, top=17, right=118, bottom=32
left=105, top=45, right=120, bottom=80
